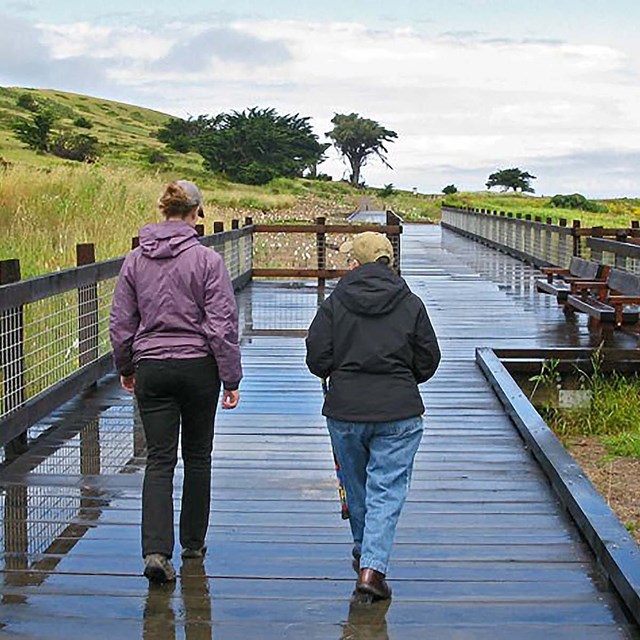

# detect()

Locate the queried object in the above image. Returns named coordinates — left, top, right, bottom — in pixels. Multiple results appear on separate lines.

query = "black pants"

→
left=135, top=357, right=220, bottom=557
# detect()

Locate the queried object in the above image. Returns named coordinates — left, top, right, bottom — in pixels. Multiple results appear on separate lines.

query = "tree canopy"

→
left=13, top=109, right=55, bottom=152
left=486, top=168, right=536, bottom=193
left=326, top=113, right=397, bottom=187
left=194, top=107, right=328, bottom=185
left=157, top=115, right=219, bottom=153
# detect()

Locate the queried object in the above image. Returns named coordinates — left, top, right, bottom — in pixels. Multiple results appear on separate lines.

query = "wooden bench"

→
left=566, top=268, right=640, bottom=326
left=535, top=257, right=606, bottom=302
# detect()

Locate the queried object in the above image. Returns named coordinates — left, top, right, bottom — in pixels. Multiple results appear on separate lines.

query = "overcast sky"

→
left=1, top=0, right=639, bottom=197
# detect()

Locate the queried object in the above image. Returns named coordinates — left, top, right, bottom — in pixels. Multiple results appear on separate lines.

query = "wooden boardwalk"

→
left=1, top=224, right=638, bottom=638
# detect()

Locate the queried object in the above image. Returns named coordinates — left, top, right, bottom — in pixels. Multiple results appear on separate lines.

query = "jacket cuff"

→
left=223, top=381, right=240, bottom=392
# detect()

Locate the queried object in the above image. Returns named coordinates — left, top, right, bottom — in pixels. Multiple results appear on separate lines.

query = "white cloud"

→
left=3, top=14, right=639, bottom=196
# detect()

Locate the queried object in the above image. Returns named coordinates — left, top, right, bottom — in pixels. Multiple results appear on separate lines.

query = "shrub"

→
left=16, top=93, right=40, bottom=112
left=550, top=193, right=608, bottom=213
left=442, top=184, right=458, bottom=195
left=12, top=109, right=55, bottom=152
left=147, top=149, right=169, bottom=165
left=73, top=116, right=93, bottom=129
left=379, top=183, right=395, bottom=198
left=314, top=173, right=333, bottom=181
left=50, top=132, right=100, bottom=162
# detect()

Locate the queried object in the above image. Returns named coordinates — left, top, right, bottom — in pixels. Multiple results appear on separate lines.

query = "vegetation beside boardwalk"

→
left=443, top=192, right=640, bottom=228
left=527, top=356, right=640, bottom=540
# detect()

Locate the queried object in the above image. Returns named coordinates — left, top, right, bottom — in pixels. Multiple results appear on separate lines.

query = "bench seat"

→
left=566, top=294, right=639, bottom=324
left=535, top=257, right=605, bottom=303
left=565, top=268, right=640, bottom=326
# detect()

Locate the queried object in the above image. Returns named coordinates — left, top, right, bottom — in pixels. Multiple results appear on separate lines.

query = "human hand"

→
left=120, top=374, right=135, bottom=393
left=222, top=389, right=240, bottom=409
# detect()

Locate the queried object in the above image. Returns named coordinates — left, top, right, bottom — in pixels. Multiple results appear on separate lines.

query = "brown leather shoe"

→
left=356, top=568, right=392, bottom=600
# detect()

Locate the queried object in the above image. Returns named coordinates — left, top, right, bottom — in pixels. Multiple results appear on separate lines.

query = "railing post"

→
left=572, top=220, right=581, bottom=257
left=589, top=227, right=604, bottom=263
left=244, top=217, right=254, bottom=280
left=386, top=210, right=401, bottom=275
left=214, top=221, right=226, bottom=269
left=76, top=244, right=99, bottom=371
left=230, top=219, right=240, bottom=280
left=195, top=224, right=204, bottom=237
left=316, top=216, right=326, bottom=288
left=1, top=259, right=27, bottom=457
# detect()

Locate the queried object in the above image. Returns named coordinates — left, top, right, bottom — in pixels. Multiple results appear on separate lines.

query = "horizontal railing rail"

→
left=587, top=236, right=640, bottom=276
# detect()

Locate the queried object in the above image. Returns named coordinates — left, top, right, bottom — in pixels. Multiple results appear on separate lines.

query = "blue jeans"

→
left=327, top=415, right=424, bottom=574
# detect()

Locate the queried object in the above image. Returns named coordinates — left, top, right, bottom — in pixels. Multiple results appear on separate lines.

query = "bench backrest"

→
left=607, top=268, right=640, bottom=295
left=569, top=257, right=602, bottom=280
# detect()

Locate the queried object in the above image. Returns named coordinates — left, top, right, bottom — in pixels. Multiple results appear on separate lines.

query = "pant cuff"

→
left=359, top=555, right=387, bottom=574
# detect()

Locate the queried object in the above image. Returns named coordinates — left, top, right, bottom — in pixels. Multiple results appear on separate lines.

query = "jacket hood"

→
left=138, top=221, right=201, bottom=259
left=333, top=262, right=410, bottom=316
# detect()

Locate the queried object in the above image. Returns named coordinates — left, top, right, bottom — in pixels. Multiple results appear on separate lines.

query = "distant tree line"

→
left=157, top=107, right=397, bottom=187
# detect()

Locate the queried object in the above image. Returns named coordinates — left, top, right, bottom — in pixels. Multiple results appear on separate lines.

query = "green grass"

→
left=443, top=192, right=640, bottom=228
left=531, top=358, right=640, bottom=459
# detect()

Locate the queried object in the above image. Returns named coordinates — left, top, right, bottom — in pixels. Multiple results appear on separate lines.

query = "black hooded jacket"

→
left=306, top=262, right=440, bottom=422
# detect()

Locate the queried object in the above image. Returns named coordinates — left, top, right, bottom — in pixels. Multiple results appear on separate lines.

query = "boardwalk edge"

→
left=476, top=346, right=640, bottom=625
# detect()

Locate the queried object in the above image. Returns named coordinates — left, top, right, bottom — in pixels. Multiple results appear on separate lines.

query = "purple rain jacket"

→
left=109, top=221, right=242, bottom=390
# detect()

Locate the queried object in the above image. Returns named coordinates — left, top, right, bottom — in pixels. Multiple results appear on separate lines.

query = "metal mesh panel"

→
left=0, top=278, right=116, bottom=421
left=213, top=232, right=253, bottom=281
left=254, top=231, right=399, bottom=273
left=245, top=284, right=331, bottom=332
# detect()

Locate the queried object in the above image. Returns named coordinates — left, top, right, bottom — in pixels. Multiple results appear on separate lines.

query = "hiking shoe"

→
left=356, top=568, right=392, bottom=600
left=181, top=545, right=207, bottom=559
left=143, top=554, right=176, bottom=583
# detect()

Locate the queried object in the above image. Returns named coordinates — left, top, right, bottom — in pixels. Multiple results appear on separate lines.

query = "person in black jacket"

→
left=306, top=232, right=440, bottom=600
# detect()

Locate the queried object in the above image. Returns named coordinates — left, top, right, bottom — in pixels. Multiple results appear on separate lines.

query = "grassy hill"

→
left=0, top=86, right=197, bottom=171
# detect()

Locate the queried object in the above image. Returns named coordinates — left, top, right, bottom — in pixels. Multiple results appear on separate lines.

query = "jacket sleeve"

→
left=305, top=301, right=334, bottom=379
left=109, top=254, right=140, bottom=377
left=411, top=301, right=441, bottom=384
left=202, top=253, right=242, bottom=390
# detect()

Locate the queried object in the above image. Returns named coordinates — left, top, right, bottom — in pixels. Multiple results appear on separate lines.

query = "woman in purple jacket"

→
left=109, top=180, right=242, bottom=584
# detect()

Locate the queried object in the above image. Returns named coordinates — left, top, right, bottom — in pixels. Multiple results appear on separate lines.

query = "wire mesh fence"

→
left=252, top=216, right=402, bottom=278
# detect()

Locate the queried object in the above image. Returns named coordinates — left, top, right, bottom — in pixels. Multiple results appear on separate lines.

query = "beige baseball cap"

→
left=176, top=179, right=205, bottom=218
left=339, top=231, right=394, bottom=265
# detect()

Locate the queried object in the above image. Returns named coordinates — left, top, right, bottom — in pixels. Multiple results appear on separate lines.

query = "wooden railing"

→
left=252, top=211, right=402, bottom=282
left=442, top=206, right=640, bottom=270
